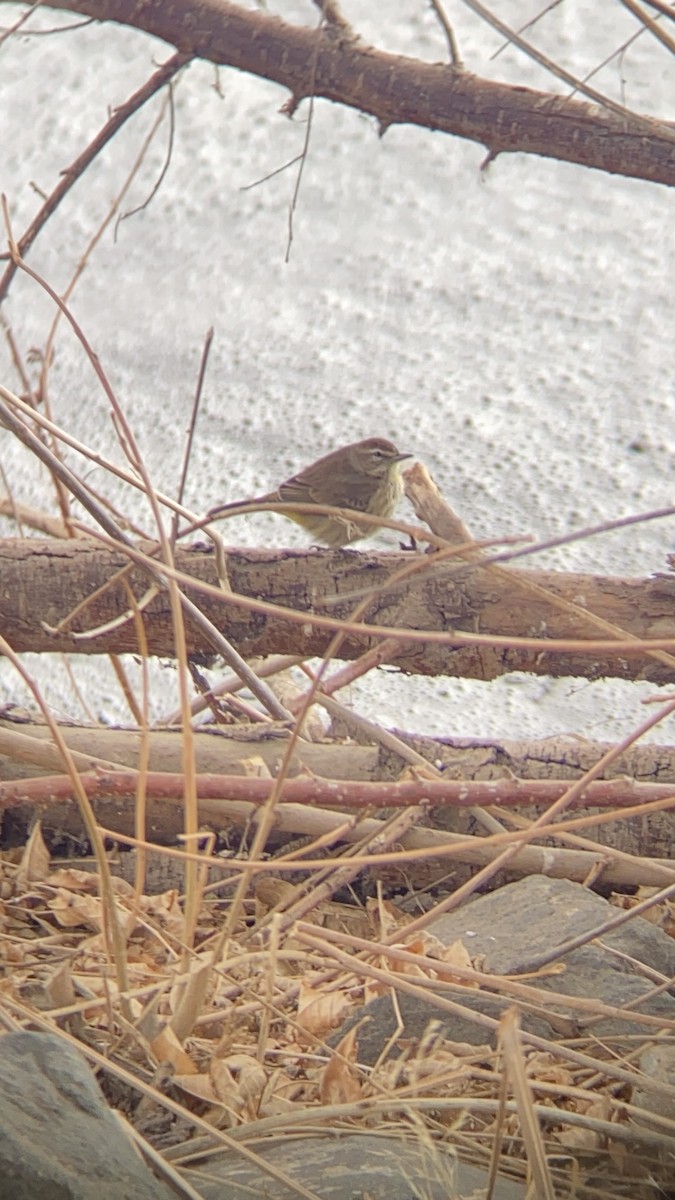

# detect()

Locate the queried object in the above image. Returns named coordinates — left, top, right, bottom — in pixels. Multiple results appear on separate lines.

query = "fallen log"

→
left=2, top=538, right=675, bottom=682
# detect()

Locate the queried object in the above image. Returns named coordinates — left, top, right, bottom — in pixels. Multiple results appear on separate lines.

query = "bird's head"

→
left=350, top=437, right=412, bottom=477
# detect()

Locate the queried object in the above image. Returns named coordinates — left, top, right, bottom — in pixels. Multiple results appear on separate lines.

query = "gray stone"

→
left=430, top=875, right=675, bottom=974
left=330, top=877, right=675, bottom=1061
left=429, top=875, right=675, bottom=1038
left=0, top=1032, right=175, bottom=1200
left=185, top=1132, right=525, bottom=1200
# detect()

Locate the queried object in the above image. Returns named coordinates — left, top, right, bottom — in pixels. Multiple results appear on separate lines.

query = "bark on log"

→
left=0, top=718, right=378, bottom=781
left=1, top=718, right=673, bottom=864
left=4, top=717, right=675, bottom=783
left=12, top=0, right=675, bottom=187
left=1, top=537, right=675, bottom=682
left=3, top=787, right=673, bottom=891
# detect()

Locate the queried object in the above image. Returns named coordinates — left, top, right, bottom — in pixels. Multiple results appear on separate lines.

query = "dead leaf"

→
left=43, top=959, right=76, bottom=1010
left=48, top=888, right=104, bottom=930
left=15, top=822, right=50, bottom=888
left=320, top=1026, right=363, bottom=1105
left=170, top=956, right=212, bottom=1042
left=437, top=938, right=476, bottom=985
left=47, top=868, right=133, bottom=895
left=366, top=895, right=409, bottom=940
left=296, top=982, right=352, bottom=1037
left=173, top=1072, right=218, bottom=1103
left=211, top=1053, right=267, bottom=1119
left=150, top=1024, right=198, bottom=1075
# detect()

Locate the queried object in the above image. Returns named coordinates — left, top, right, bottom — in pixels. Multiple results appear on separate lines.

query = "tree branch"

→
left=3, top=766, right=674, bottom=812
left=10, top=0, right=675, bottom=186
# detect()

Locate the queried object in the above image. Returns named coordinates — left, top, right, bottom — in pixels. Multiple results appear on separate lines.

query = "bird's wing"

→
left=277, top=476, right=319, bottom=506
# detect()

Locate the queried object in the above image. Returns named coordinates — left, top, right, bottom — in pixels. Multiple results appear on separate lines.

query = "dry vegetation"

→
left=1, top=2, right=675, bottom=1198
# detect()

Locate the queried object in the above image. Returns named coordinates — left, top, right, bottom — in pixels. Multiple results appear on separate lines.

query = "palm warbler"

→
left=209, top=437, right=411, bottom=547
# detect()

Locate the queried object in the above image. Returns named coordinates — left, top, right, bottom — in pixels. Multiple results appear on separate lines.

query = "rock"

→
left=429, top=875, right=675, bottom=973
left=0, top=1032, right=176, bottom=1200
left=631, top=1044, right=675, bottom=1129
left=428, top=875, right=675, bottom=1038
left=321, top=878, right=675, bottom=1198
left=184, top=1132, right=526, bottom=1200
left=331, top=877, right=675, bottom=1061
left=0, top=1036, right=524, bottom=1200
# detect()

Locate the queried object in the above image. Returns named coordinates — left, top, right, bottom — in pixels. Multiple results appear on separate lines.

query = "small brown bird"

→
left=209, top=437, right=412, bottom=547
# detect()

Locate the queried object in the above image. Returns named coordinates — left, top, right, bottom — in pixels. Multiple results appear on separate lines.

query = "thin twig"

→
left=285, top=12, right=323, bottom=262
left=490, top=0, right=563, bottom=60
left=0, top=244, right=293, bottom=724
left=0, top=0, right=45, bottom=47
left=458, top=0, right=674, bottom=132
left=429, top=0, right=463, bottom=67
left=619, top=0, right=675, bottom=54
left=0, top=388, right=292, bottom=722
left=31, top=83, right=179, bottom=527
left=0, top=51, right=189, bottom=304
left=313, top=0, right=352, bottom=33
left=240, top=154, right=304, bottom=192
left=116, top=72, right=179, bottom=230
left=172, top=326, right=214, bottom=544
left=641, top=0, right=675, bottom=18
left=0, top=638, right=132, bottom=1014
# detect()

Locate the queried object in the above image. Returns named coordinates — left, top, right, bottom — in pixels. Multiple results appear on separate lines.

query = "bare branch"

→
left=7, top=0, right=673, bottom=186
left=429, top=0, right=464, bottom=68
left=618, top=0, right=675, bottom=55
left=0, top=51, right=189, bottom=304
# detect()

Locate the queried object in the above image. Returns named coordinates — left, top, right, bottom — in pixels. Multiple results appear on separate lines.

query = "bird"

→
left=208, top=437, right=412, bottom=547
